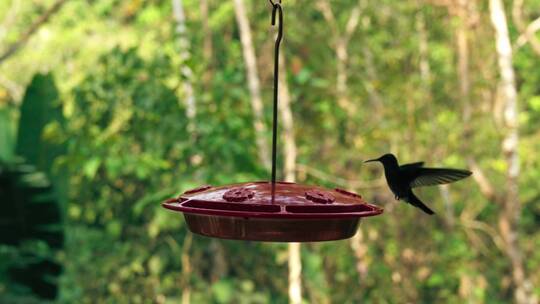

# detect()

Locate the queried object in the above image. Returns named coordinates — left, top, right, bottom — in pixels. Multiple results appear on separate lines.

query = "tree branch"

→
left=0, top=0, right=21, bottom=44
left=512, top=0, right=540, bottom=56
left=315, top=0, right=338, bottom=36
left=344, top=2, right=363, bottom=44
left=459, top=218, right=506, bottom=252
left=315, top=0, right=364, bottom=116
left=0, top=0, right=68, bottom=65
left=296, top=163, right=386, bottom=189
left=467, top=158, right=498, bottom=203
left=0, top=74, right=24, bottom=101
left=514, top=17, right=540, bottom=53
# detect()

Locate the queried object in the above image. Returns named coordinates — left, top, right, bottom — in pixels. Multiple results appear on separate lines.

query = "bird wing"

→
left=408, top=168, right=472, bottom=188
left=400, top=162, right=424, bottom=170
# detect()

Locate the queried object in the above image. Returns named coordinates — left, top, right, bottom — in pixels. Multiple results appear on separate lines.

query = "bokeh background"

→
left=0, top=0, right=539, bottom=303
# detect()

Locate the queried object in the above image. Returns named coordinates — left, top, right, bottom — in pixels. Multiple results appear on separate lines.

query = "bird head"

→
left=364, top=153, right=399, bottom=166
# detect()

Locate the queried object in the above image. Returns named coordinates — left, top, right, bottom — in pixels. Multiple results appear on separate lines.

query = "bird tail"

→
left=407, top=192, right=435, bottom=215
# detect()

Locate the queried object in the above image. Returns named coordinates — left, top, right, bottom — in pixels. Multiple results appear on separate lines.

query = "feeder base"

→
left=184, top=214, right=360, bottom=242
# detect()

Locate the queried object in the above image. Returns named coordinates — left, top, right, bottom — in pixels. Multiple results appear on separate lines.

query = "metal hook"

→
left=270, top=1, right=283, bottom=43
left=268, top=0, right=282, bottom=6
left=269, top=0, right=283, bottom=186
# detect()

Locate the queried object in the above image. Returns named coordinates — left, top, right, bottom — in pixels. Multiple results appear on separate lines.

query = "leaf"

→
left=15, top=73, right=65, bottom=175
left=147, top=255, right=163, bottom=275
left=83, top=158, right=101, bottom=179
left=528, top=96, right=540, bottom=112
left=212, top=280, right=234, bottom=304
left=0, top=107, right=15, bottom=162
left=15, top=73, right=68, bottom=205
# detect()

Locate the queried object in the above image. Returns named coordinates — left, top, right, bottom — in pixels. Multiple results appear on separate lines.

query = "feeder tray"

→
left=162, top=182, right=383, bottom=242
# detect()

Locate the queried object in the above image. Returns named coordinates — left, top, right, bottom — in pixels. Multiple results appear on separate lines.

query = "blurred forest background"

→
left=0, top=0, right=539, bottom=303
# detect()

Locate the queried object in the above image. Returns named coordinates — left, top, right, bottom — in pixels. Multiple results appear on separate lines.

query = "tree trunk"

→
left=199, top=0, right=213, bottom=88
left=172, top=0, right=196, bottom=304
left=456, top=0, right=471, bottom=126
left=416, top=11, right=432, bottom=92
left=439, top=185, right=454, bottom=228
left=233, top=0, right=271, bottom=169
left=488, top=1, right=532, bottom=303
left=335, top=39, right=352, bottom=114
left=350, top=228, right=368, bottom=284
left=200, top=0, right=212, bottom=64
left=172, top=0, right=196, bottom=134
left=171, top=5, right=196, bottom=300
left=362, top=51, right=383, bottom=112
left=359, top=0, right=383, bottom=113
left=278, top=45, right=302, bottom=304
left=181, top=233, right=193, bottom=304
left=278, top=55, right=297, bottom=183
left=288, top=242, right=302, bottom=304
left=455, top=0, right=471, bottom=228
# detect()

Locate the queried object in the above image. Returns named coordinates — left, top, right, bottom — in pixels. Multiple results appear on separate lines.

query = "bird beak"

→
left=364, top=158, right=378, bottom=163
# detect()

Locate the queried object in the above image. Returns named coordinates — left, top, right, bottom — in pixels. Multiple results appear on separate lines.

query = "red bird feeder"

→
left=162, top=182, right=382, bottom=242
left=162, top=1, right=384, bottom=242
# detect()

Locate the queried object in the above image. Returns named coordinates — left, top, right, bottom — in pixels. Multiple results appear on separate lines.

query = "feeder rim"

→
left=162, top=199, right=383, bottom=219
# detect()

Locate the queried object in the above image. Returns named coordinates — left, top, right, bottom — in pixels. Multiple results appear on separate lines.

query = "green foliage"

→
left=0, top=160, right=63, bottom=301
left=0, top=72, right=67, bottom=302
left=0, top=0, right=539, bottom=303
left=61, top=46, right=276, bottom=302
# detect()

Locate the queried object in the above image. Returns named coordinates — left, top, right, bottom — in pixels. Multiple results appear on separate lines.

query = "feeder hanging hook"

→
left=269, top=0, right=283, bottom=185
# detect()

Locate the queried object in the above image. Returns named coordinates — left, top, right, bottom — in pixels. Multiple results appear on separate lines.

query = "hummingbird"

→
left=365, top=153, right=472, bottom=215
